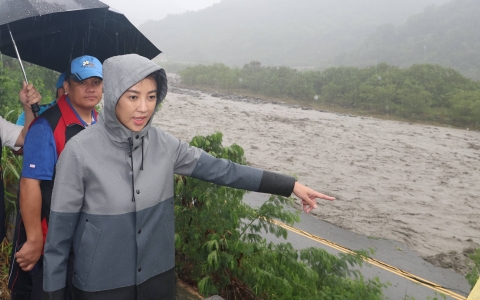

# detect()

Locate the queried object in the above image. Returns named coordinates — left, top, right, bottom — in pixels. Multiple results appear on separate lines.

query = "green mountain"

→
left=140, top=0, right=448, bottom=68
left=335, top=0, right=480, bottom=79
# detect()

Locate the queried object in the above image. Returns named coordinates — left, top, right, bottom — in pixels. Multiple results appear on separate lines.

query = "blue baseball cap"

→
left=68, top=55, right=103, bottom=81
left=55, top=72, right=66, bottom=89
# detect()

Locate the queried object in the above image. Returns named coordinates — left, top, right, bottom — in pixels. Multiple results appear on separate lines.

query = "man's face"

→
left=64, top=77, right=103, bottom=111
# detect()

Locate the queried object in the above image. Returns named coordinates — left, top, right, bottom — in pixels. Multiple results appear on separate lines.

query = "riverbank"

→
left=153, top=84, right=480, bottom=275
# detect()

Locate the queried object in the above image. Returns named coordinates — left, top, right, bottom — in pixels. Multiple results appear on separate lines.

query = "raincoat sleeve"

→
left=171, top=137, right=296, bottom=197
left=43, top=140, right=85, bottom=299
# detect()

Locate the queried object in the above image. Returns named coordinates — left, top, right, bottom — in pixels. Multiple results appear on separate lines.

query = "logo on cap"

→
left=82, top=60, right=96, bottom=68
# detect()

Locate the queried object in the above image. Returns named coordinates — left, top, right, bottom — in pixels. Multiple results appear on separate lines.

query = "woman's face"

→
left=115, top=77, right=157, bottom=132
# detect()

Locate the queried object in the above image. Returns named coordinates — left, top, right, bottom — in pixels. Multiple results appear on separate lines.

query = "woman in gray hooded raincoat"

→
left=43, top=54, right=335, bottom=300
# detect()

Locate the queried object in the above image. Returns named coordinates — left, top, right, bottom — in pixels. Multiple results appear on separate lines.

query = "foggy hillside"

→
left=140, top=0, right=448, bottom=67
left=335, top=0, right=480, bottom=79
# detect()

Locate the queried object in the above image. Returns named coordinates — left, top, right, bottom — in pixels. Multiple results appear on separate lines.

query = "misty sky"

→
left=101, top=0, right=222, bottom=26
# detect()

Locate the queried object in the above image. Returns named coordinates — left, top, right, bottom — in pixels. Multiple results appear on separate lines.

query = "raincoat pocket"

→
left=75, top=220, right=102, bottom=285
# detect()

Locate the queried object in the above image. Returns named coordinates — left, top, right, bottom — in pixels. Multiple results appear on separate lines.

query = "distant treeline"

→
left=179, top=62, right=480, bottom=128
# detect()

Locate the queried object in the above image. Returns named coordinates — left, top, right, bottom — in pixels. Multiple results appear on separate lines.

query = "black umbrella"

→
left=0, top=1, right=162, bottom=241
left=0, top=0, right=161, bottom=73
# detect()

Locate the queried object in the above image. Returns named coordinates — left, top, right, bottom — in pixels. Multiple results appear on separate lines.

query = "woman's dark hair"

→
left=145, top=69, right=168, bottom=106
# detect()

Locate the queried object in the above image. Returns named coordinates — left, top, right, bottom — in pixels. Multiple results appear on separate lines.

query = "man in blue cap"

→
left=9, top=55, right=103, bottom=300
left=15, top=72, right=66, bottom=126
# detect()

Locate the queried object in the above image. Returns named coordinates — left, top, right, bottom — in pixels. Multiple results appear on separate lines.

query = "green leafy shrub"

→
left=0, top=56, right=57, bottom=117
left=466, top=248, right=480, bottom=289
left=0, top=111, right=23, bottom=300
left=178, top=62, right=480, bottom=129
left=174, top=132, right=386, bottom=299
left=1, top=238, right=13, bottom=299
left=1, top=111, right=23, bottom=219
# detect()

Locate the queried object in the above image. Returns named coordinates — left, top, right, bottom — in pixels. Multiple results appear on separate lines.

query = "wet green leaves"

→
left=174, top=132, right=386, bottom=299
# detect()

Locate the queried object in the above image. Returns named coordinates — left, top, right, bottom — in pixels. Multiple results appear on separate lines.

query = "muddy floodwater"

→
left=153, top=84, right=480, bottom=274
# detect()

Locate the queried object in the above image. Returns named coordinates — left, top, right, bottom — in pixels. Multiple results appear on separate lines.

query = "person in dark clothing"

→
left=8, top=55, right=103, bottom=300
left=43, top=54, right=335, bottom=300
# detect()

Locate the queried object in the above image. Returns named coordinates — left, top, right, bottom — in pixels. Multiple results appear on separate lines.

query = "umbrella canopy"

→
left=0, top=0, right=161, bottom=72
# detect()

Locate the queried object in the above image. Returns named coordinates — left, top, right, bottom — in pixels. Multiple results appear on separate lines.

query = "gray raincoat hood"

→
left=98, top=54, right=168, bottom=148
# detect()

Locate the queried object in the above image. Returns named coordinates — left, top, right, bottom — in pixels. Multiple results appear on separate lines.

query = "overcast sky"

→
left=101, top=0, right=222, bottom=26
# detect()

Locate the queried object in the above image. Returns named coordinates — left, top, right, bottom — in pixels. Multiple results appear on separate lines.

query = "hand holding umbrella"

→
left=13, top=82, right=41, bottom=150
left=19, top=81, right=42, bottom=111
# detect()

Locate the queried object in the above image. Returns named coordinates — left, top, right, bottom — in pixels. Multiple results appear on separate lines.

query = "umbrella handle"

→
left=7, top=24, right=40, bottom=116
left=31, top=103, right=41, bottom=117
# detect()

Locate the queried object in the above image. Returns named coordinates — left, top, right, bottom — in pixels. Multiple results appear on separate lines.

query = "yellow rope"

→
left=268, top=218, right=467, bottom=300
